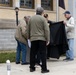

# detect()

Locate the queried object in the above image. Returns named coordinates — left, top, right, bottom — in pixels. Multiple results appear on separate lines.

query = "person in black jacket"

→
left=44, top=14, right=53, bottom=59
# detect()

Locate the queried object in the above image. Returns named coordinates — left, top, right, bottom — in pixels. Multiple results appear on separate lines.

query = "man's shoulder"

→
left=70, top=17, right=74, bottom=20
left=19, top=19, right=26, bottom=25
left=31, top=15, right=44, bottom=19
left=68, top=17, right=75, bottom=23
left=30, top=15, right=45, bottom=23
left=20, top=19, right=26, bottom=23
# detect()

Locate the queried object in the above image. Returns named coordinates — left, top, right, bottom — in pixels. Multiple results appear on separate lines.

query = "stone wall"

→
left=0, top=29, right=17, bottom=50
left=0, top=19, right=17, bottom=50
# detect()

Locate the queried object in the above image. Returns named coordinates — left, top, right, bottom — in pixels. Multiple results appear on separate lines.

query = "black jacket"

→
left=48, top=21, right=69, bottom=59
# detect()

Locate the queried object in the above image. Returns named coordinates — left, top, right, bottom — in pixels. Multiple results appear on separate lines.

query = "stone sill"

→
left=0, top=24, right=17, bottom=29
left=0, top=6, right=56, bottom=13
left=0, top=19, right=17, bottom=29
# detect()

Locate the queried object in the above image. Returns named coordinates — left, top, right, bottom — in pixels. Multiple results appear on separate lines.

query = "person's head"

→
left=44, top=14, right=48, bottom=21
left=24, top=16, right=30, bottom=24
left=36, top=7, right=44, bottom=15
left=64, top=11, right=71, bottom=19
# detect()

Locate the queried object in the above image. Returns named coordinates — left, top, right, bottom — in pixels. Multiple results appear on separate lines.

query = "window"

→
left=0, top=0, right=12, bottom=7
left=0, top=0, right=9, bottom=4
left=20, top=0, right=34, bottom=9
left=41, top=0, right=53, bottom=11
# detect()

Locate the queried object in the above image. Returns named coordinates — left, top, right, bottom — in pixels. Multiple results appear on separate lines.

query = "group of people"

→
left=14, top=7, right=75, bottom=73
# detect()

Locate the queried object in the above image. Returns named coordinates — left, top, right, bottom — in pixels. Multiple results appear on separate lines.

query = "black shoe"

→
left=47, top=57, right=50, bottom=59
left=21, top=62, right=29, bottom=65
left=30, top=68, right=35, bottom=72
left=16, top=62, right=20, bottom=64
left=41, top=69, right=50, bottom=73
left=67, top=59, right=74, bottom=61
left=63, top=58, right=70, bottom=61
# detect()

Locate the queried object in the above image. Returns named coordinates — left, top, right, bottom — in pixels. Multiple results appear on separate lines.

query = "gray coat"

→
left=27, top=15, right=50, bottom=42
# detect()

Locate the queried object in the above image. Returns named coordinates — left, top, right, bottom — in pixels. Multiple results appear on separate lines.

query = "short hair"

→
left=36, top=7, right=44, bottom=15
left=24, top=16, right=30, bottom=19
left=44, top=14, right=48, bottom=18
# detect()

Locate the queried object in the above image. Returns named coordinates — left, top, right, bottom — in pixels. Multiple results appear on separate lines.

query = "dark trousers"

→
left=36, top=51, right=41, bottom=64
left=30, top=40, right=47, bottom=70
left=47, top=44, right=51, bottom=58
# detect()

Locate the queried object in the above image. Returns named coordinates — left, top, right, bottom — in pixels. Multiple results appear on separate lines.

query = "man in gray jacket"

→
left=27, top=7, right=50, bottom=73
left=63, top=11, right=75, bottom=61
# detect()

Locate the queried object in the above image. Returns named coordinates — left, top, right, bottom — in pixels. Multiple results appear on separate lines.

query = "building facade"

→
left=0, top=0, right=68, bottom=21
left=0, top=0, right=68, bottom=50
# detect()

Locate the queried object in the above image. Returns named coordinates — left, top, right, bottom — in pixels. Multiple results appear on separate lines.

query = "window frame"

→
left=20, top=0, right=34, bottom=9
left=0, top=0, right=12, bottom=7
left=41, top=0, right=53, bottom=11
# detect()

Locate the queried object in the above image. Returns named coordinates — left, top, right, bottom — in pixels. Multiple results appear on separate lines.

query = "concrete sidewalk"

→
left=0, top=57, right=76, bottom=75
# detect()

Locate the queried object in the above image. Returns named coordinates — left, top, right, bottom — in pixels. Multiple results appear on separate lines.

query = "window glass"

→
left=41, top=0, right=53, bottom=10
left=20, top=0, right=34, bottom=9
left=0, top=0, right=9, bottom=4
left=0, top=0, right=12, bottom=7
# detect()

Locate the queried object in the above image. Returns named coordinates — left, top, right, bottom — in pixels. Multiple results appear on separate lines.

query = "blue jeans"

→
left=66, top=39, right=74, bottom=59
left=16, top=40, right=27, bottom=63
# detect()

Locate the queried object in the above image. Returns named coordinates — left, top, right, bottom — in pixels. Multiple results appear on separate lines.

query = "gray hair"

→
left=24, top=16, right=30, bottom=19
left=36, top=7, right=44, bottom=15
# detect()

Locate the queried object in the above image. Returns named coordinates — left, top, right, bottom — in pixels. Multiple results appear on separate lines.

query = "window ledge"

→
left=0, top=6, right=56, bottom=13
left=0, top=6, right=35, bottom=11
left=45, top=10, right=56, bottom=13
left=0, top=6, right=14, bottom=10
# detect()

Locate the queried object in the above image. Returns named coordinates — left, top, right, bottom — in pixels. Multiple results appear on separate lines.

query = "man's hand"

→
left=63, top=21, right=67, bottom=26
left=46, top=41, right=50, bottom=46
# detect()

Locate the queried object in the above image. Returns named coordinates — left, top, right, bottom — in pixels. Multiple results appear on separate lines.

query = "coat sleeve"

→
left=66, top=18, right=74, bottom=28
left=20, top=20, right=27, bottom=39
left=27, top=20, right=30, bottom=39
left=66, top=17, right=75, bottom=32
left=43, top=19, right=50, bottom=42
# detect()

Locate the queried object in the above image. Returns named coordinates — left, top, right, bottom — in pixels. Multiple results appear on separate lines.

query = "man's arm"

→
left=66, top=17, right=74, bottom=28
left=18, top=20, right=27, bottom=39
left=27, top=20, right=30, bottom=39
left=65, top=17, right=75, bottom=33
